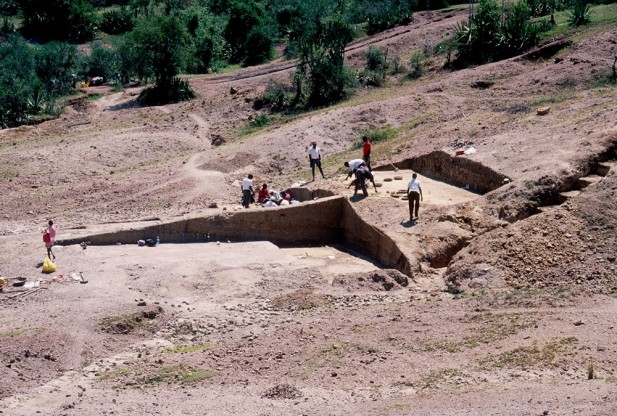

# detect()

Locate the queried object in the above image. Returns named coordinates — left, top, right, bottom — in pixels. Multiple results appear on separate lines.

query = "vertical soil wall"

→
left=58, top=196, right=413, bottom=277
left=377, top=150, right=508, bottom=194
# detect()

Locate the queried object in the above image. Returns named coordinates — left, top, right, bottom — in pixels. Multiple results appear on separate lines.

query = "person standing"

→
left=241, top=174, right=254, bottom=208
left=44, top=220, right=57, bottom=260
left=407, top=173, right=423, bottom=221
left=308, top=141, right=325, bottom=181
left=362, top=136, right=372, bottom=171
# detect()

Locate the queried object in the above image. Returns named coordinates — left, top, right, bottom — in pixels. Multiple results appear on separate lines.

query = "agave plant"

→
left=568, top=0, right=591, bottom=27
left=27, top=87, right=45, bottom=114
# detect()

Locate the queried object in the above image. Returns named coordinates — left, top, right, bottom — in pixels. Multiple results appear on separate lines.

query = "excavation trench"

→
left=502, top=141, right=617, bottom=221
left=375, top=150, right=509, bottom=194
left=59, top=196, right=413, bottom=277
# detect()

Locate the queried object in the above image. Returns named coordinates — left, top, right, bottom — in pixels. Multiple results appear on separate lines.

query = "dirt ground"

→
left=1, top=9, right=617, bottom=416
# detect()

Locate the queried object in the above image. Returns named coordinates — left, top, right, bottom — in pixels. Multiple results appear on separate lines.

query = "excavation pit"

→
left=59, top=196, right=414, bottom=277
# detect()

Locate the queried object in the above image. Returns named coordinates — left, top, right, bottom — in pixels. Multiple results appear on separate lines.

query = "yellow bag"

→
left=42, top=257, right=57, bottom=273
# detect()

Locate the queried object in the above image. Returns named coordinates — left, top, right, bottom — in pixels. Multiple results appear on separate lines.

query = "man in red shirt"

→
left=362, top=136, right=372, bottom=171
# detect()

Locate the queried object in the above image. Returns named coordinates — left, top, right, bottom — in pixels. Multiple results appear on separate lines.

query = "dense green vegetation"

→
left=1, top=0, right=615, bottom=127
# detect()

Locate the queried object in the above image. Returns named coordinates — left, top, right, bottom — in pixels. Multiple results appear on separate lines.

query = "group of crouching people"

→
left=241, top=174, right=300, bottom=208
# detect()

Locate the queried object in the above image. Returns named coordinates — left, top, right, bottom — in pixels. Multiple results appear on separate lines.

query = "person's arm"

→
left=419, top=186, right=423, bottom=201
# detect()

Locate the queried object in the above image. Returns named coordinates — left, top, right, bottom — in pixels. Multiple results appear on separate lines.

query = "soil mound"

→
left=332, top=269, right=409, bottom=291
left=270, top=289, right=329, bottom=310
left=262, top=383, right=302, bottom=400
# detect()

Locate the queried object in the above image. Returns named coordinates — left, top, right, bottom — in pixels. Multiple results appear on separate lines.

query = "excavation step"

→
left=597, top=161, right=617, bottom=177
left=560, top=190, right=581, bottom=199
left=577, top=175, right=602, bottom=188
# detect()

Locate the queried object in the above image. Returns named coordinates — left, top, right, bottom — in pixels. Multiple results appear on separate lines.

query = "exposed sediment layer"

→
left=376, top=150, right=508, bottom=194
left=59, top=196, right=412, bottom=277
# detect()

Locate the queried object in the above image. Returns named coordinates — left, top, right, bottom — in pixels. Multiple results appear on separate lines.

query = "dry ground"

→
left=1, top=9, right=617, bottom=416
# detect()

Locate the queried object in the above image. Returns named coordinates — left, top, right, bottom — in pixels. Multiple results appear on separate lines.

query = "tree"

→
left=19, top=0, right=96, bottom=43
left=289, top=2, right=356, bottom=107
left=130, top=15, right=189, bottom=87
left=35, top=41, right=78, bottom=98
left=224, top=0, right=266, bottom=63
left=0, top=34, right=36, bottom=127
left=129, top=15, right=195, bottom=104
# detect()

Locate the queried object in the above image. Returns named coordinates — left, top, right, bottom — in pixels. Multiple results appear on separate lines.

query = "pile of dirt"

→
left=100, top=306, right=165, bottom=335
left=332, top=269, right=409, bottom=291
left=262, top=383, right=302, bottom=400
left=270, top=289, right=329, bottom=310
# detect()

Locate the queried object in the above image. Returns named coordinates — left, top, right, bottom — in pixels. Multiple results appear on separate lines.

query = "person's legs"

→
left=408, top=196, right=414, bottom=220
left=364, top=155, right=372, bottom=171
left=310, top=159, right=316, bottom=180
left=46, top=244, right=55, bottom=260
left=317, top=160, right=325, bottom=178
left=242, top=190, right=250, bottom=208
left=409, top=192, right=420, bottom=218
left=365, top=171, right=378, bottom=192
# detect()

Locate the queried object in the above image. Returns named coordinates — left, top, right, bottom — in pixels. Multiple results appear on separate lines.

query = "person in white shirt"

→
left=308, top=141, right=325, bottom=180
left=343, top=159, right=366, bottom=180
left=407, top=173, right=423, bottom=220
left=241, top=174, right=254, bottom=208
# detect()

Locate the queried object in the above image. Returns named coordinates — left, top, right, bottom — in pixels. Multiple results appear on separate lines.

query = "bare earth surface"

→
left=1, top=9, right=617, bottom=416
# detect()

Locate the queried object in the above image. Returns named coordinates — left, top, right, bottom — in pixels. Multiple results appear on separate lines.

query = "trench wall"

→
left=59, top=196, right=413, bottom=277
left=376, top=150, right=508, bottom=194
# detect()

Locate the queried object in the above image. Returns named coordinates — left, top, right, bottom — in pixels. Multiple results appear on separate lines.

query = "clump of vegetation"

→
left=360, top=46, right=389, bottom=86
left=568, top=0, right=592, bottom=26
left=450, top=0, right=549, bottom=67
left=352, top=125, right=398, bottom=149
left=142, top=365, right=215, bottom=385
left=408, top=49, right=427, bottom=79
left=99, top=7, right=134, bottom=36
left=253, top=81, right=295, bottom=112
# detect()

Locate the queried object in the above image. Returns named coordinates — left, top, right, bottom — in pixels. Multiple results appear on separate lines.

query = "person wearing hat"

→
left=308, top=141, right=325, bottom=181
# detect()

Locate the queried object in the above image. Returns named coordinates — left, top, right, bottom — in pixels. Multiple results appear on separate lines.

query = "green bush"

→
left=361, top=46, right=388, bottom=86
left=366, top=0, right=413, bottom=35
left=0, top=0, right=18, bottom=16
left=568, top=0, right=592, bottom=26
left=99, top=7, right=134, bottom=35
left=138, top=76, right=195, bottom=106
left=35, top=42, right=78, bottom=98
left=79, top=43, right=119, bottom=82
left=452, top=0, right=549, bottom=67
left=243, top=23, right=275, bottom=67
left=250, top=113, right=269, bottom=127
left=408, top=49, right=426, bottom=79
left=254, top=81, right=294, bottom=111
left=20, top=0, right=96, bottom=43
left=0, top=34, right=36, bottom=127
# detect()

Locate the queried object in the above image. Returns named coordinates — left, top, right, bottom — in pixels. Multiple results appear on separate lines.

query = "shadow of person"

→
left=400, top=219, right=416, bottom=228
left=35, top=262, right=44, bottom=268
left=349, top=194, right=366, bottom=202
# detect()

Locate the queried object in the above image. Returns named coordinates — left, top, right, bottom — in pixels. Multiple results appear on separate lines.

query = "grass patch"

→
left=142, top=365, right=215, bottom=385
left=99, top=367, right=130, bottom=381
left=86, top=93, right=103, bottom=101
left=0, top=328, right=28, bottom=338
left=351, top=125, right=398, bottom=149
left=487, top=337, right=578, bottom=369
left=165, top=343, right=212, bottom=354
left=237, top=113, right=283, bottom=137
left=605, top=376, right=617, bottom=383
left=415, top=368, right=463, bottom=390
left=539, top=3, right=617, bottom=42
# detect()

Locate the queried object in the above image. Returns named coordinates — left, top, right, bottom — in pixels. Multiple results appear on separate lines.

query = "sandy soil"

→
left=1, top=9, right=617, bottom=416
